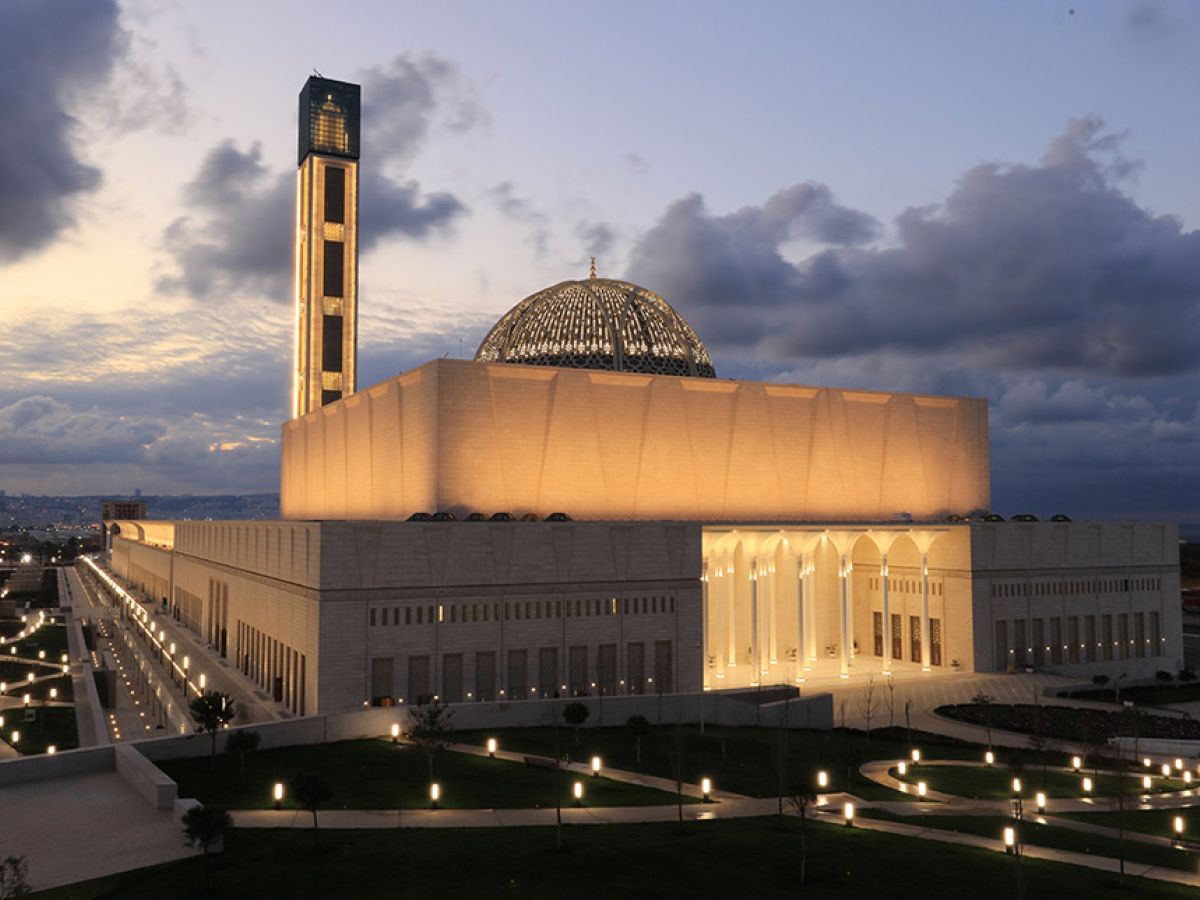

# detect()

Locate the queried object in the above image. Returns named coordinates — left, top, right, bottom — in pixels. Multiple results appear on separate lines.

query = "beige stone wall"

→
left=281, top=358, right=990, bottom=522
left=968, top=521, right=1181, bottom=676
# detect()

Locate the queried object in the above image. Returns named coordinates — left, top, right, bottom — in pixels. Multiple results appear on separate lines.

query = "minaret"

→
left=293, top=76, right=361, bottom=417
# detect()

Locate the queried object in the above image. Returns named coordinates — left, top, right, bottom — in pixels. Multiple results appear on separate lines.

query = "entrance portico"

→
left=701, top=525, right=955, bottom=691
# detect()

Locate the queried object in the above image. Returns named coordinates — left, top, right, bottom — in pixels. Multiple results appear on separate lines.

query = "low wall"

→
left=0, top=745, right=114, bottom=787
left=135, top=691, right=834, bottom=763
left=114, top=743, right=177, bottom=810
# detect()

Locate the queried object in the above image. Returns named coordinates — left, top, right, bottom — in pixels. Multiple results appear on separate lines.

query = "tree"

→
left=224, top=728, right=260, bottom=774
left=292, top=772, right=332, bottom=853
left=562, top=701, right=590, bottom=745
left=0, top=856, right=30, bottom=899
left=626, top=714, right=651, bottom=764
left=189, top=691, right=235, bottom=766
left=406, top=699, right=454, bottom=782
left=858, top=676, right=878, bottom=740
left=970, top=692, right=996, bottom=748
left=788, top=790, right=818, bottom=885
left=182, top=805, right=231, bottom=857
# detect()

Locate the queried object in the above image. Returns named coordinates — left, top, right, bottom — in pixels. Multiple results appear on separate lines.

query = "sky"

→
left=0, top=0, right=1197, bottom=522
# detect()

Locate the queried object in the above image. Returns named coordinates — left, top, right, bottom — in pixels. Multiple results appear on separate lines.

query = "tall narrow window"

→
left=324, top=166, right=345, bottom=223
left=323, top=240, right=344, bottom=297
left=322, top=315, right=343, bottom=372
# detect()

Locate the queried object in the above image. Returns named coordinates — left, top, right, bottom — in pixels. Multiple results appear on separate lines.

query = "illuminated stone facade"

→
left=280, top=358, right=990, bottom=523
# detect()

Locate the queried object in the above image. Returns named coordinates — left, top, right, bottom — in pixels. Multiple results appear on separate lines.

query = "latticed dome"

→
left=475, top=277, right=717, bottom=378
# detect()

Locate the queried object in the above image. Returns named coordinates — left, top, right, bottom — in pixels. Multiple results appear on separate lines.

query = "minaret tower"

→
left=293, top=76, right=360, bottom=417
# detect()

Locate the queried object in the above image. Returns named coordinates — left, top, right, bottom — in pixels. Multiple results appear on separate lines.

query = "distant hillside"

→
left=0, top=494, right=280, bottom=527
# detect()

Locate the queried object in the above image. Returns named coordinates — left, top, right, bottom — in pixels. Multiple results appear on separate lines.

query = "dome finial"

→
left=589, top=256, right=597, bottom=279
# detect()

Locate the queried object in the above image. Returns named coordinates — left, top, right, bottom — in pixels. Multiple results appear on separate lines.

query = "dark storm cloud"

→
left=630, top=117, right=1200, bottom=378
left=0, top=0, right=123, bottom=263
left=157, top=53, right=473, bottom=301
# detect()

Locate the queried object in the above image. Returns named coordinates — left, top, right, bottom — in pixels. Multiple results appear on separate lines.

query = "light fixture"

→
left=984, top=750, right=994, bottom=766
left=817, top=770, right=828, bottom=789
left=844, top=801, right=855, bottom=826
left=701, top=777, right=712, bottom=801
left=430, top=783, right=440, bottom=809
left=898, top=761, right=908, bottom=776
left=917, top=781, right=927, bottom=798
left=1082, top=777, right=1093, bottom=793
left=391, top=723, right=400, bottom=742
left=591, top=756, right=601, bottom=776
left=1012, top=777, right=1021, bottom=796
left=1071, top=755, right=1081, bottom=771
left=1143, top=775, right=1152, bottom=791
left=1177, top=758, right=1186, bottom=772
left=273, top=782, right=283, bottom=809
left=911, top=749, right=921, bottom=764
left=1163, top=764, right=1173, bottom=777
left=47, top=745, right=56, bottom=755
left=573, top=781, right=584, bottom=806
left=1003, top=826, right=1016, bottom=852
left=1035, top=792, right=1046, bottom=813
left=487, top=737, right=497, bottom=758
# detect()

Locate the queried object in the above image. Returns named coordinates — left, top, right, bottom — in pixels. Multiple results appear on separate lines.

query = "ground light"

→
left=1162, top=764, right=1172, bottom=777
left=984, top=750, right=994, bottom=766
left=1143, top=775, right=1153, bottom=791
left=591, top=755, right=601, bottom=776
left=1144, top=757, right=1152, bottom=768
left=843, top=801, right=854, bottom=827
left=1176, top=758, right=1185, bottom=772
left=911, top=749, right=921, bottom=764
left=701, top=777, right=712, bottom=802
left=1012, top=777, right=1022, bottom=796
left=430, top=783, right=440, bottom=810
left=486, top=737, right=497, bottom=758
left=1035, top=792, right=1046, bottom=814
left=11, top=732, right=18, bottom=744
left=1071, top=755, right=1082, bottom=771
left=917, top=781, right=927, bottom=798
left=897, top=761, right=907, bottom=776
left=1082, top=777, right=1093, bottom=794
left=47, top=746, right=56, bottom=755
left=1003, top=826, right=1016, bottom=853
left=573, top=781, right=584, bottom=806
left=1186, top=772, right=1194, bottom=785
left=1174, top=817, right=1185, bottom=847
left=273, top=783, right=283, bottom=810
left=391, top=723, right=400, bottom=744
left=817, top=770, right=828, bottom=789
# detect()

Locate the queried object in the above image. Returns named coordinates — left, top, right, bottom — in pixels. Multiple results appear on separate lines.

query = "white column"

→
left=803, top=553, right=817, bottom=668
left=839, top=554, right=850, bottom=678
left=701, top=559, right=710, bottom=689
left=750, top=559, right=760, bottom=681
left=921, top=552, right=932, bottom=671
left=715, top=565, right=725, bottom=680
left=881, top=554, right=891, bottom=672
left=726, top=561, right=737, bottom=668
left=768, top=560, right=778, bottom=666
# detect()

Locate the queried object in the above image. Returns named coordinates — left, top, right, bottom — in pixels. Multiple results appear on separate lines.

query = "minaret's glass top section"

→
left=298, top=76, right=360, bottom=165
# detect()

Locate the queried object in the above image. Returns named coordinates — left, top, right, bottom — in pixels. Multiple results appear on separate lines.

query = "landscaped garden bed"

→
left=937, top=703, right=1200, bottom=741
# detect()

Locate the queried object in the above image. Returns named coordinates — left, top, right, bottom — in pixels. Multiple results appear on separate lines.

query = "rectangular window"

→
left=369, top=607, right=376, bottom=627
left=538, top=647, right=559, bottom=699
left=598, top=643, right=617, bottom=696
left=1102, top=614, right=1114, bottom=661
left=1014, top=619, right=1027, bottom=668
left=408, top=655, right=431, bottom=705
left=627, top=642, right=645, bottom=695
left=1135, top=612, right=1146, bottom=658
left=475, top=651, right=496, bottom=702
left=1033, top=619, right=1045, bottom=667
left=569, top=645, right=588, bottom=696
left=506, top=649, right=527, bottom=700
left=994, top=620, right=1008, bottom=670
left=1085, top=615, right=1097, bottom=663
left=405, top=607, right=411, bottom=626
left=891, top=613, right=903, bottom=661
left=324, top=165, right=345, bottom=223
left=653, top=640, right=674, bottom=693
left=909, top=615, right=921, bottom=663
left=1118, top=613, right=1130, bottom=660
left=1151, top=611, right=1161, bottom=655
left=322, top=312, right=343, bottom=372
left=323, top=239, right=344, bottom=297
left=930, top=618, right=942, bottom=667
left=872, top=611, right=883, bottom=656
left=370, top=657, right=393, bottom=706
left=442, top=653, right=463, bottom=704
left=321, top=389, right=341, bottom=406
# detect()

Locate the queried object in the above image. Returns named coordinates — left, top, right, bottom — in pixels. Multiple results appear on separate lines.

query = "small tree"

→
left=189, top=691, right=235, bottom=766
left=858, top=676, right=878, bottom=740
left=562, top=701, right=590, bottom=745
left=626, top=714, right=651, bottom=764
left=224, top=728, right=261, bottom=774
left=182, top=805, right=232, bottom=857
left=292, top=772, right=332, bottom=853
left=406, top=699, right=454, bottom=782
left=0, top=856, right=30, bottom=899
left=788, top=790, right=818, bottom=885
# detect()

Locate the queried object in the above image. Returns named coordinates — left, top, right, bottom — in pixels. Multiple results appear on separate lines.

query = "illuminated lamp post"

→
left=843, top=801, right=855, bottom=827
left=487, top=737, right=497, bottom=758
left=430, top=783, right=440, bottom=810
left=701, top=777, right=712, bottom=802
left=591, top=756, right=601, bottom=777
left=273, top=782, right=284, bottom=810
left=573, top=780, right=584, bottom=807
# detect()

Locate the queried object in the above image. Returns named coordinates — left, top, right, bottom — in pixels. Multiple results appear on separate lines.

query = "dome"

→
left=475, top=277, right=717, bottom=378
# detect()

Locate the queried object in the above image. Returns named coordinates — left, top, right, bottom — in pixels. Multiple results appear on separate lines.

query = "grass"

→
left=892, top=765, right=1189, bottom=799
left=157, top=739, right=688, bottom=810
left=454, top=724, right=1066, bottom=801
left=30, top=815, right=1200, bottom=900
left=858, top=811, right=1194, bottom=872
left=0, top=705, right=78, bottom=755
left=1060, top=808, right=1200, bottom=840
left=0, top=620, right=69, bottom=662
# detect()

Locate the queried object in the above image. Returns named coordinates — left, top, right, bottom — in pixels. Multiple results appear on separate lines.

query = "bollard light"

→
left=1004, top=826, right=1016, bottom=852
left=591, top=755, right=601, bottom=776
left=23, top=694, right=30, bottom=707
left=1176, top=758, right=1185, bottom=772
left=917, top=781, right=927, bottom=797
left=911, top=749, right=921, bottom=764
left=984, top=750, right=994, bottom=767
left=11, top=731, right=18, bottom=743
left=1082, top=776, right=1093, bottom=794
left=169, top=642, right=175, bottom=656
left=430, top=783, right=441, bottom=809
left=1163, top=764, right=1172, bottom=778
left=897, top=761, right=907, bottom=776
left=1071, top=755, right=1082, bottom=771
left=1012, top=777, right=1022, bottom=796
left=701, top=777, right=712, bottom=801
left=1186, top=771, right=1194, bottom=786
left=37, top=650, right=44, bottom=660
left=391, top=723, right=400, bottom=743
left=47, top=745, right=56, bottom=755
left=1143, top=775, right=1152, bottom=791
left=1144, top=757, right=1152, bottom=768
left=844, top=801, right=855, bottom=826
left=573, top=780, right=584, bottom=806
left=1175, top=816, right=1184, bottom=837
left=817, top=770, right=828, bottom=789
left=60, top=654, right=68, bottom=664
left=1035, top=792, right=1046, bottom=813
left=273, top=782, right=283, bottom=810
left=26, top=673, right=33, bottom=683
left=199, top=674, right=206, bottom=690
left=486, top=737, right=497, bottom=758
left=49, top=688, right=57, bottom=700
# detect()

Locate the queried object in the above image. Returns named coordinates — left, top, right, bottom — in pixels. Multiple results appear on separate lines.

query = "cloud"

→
left=577, top=221, right=616, bottom=260
left=0, top=0, right=124, bottom=263
left=156, top=53, right=473, bottom=302
left=630, top=117, right=1200, bottom=378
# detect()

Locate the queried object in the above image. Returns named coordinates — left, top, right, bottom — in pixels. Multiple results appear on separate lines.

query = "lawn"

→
left=891, top=765, right=1189, bottom=800
left=157, top=739, right=688, bottom=810
left=858, top=811, right=1194, bottom=872
left=1060, top=808, right=1200, bottom=841
left=0, top=705, right=78, bottom=755
left=455, top=724, right=1068, bottom=801
left=30, top=816, right=1200, bottom=900
left=1, top=622, right=70, bottom=662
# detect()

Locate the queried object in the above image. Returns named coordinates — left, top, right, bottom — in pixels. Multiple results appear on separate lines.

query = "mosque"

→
left=107, top=77, right=1182, bottom=716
